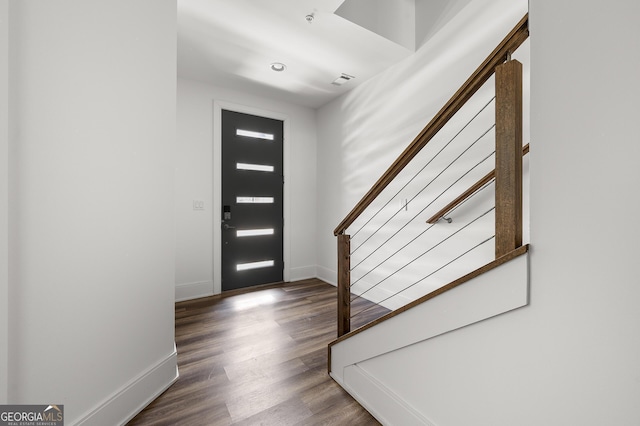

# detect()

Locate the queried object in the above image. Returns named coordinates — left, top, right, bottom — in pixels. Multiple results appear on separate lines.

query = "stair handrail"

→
left=426, top=144, right=529, bottom=224
left=334, top=14, right=529, bottom=237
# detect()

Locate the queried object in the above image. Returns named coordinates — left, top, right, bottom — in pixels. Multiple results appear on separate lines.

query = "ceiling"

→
left=177, top=0, right=471, bottom=109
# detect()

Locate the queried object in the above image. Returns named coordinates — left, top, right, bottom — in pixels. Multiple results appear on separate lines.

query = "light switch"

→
left=193, top=200, right=204, bottom=210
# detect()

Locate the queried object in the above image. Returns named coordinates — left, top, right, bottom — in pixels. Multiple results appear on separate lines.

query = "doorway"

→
left=221, top=110, right=284, bottom=291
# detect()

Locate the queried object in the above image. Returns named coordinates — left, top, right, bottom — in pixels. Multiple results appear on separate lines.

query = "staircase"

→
left=328, top=15, right=530, bottom=425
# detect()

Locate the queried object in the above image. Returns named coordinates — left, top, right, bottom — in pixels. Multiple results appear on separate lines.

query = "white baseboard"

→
left=73, top=345, right=179, bottom=426
left=336, top=365, right=436, bottom=426
left=175, top=280, right=213, bottom=302
left=289, top=265, right=317, bottom=282
left=316, top=265, right=336, bottom=286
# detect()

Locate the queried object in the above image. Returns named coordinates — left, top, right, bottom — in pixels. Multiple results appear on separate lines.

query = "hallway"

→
left=129, top=279, right=387, bottom=425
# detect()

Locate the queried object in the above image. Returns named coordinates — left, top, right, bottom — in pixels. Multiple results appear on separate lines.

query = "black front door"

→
left=221, top=110, right=284, bottom=291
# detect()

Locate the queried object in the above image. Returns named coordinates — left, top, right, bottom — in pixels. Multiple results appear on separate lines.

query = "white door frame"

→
left=212, top=100, right=291, bottom=294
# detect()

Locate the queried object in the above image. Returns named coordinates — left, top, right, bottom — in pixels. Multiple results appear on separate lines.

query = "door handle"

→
left=222, top=223, right=236, bottom=230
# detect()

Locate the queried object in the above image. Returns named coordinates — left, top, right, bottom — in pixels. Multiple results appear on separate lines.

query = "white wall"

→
left=0, top=0, right=9, bottom=404
left=6, top=1, right=177, bottom=424
left=329, top=0, right=640, bottom=424
left=176, top=77, right=318, bottom=300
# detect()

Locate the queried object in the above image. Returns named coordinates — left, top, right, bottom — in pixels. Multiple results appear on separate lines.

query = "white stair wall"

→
left=330, top=251, right=529, bottom=424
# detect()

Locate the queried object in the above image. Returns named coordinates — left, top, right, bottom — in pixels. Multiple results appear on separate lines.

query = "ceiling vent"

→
left=331, top=73, right=355, bottom=86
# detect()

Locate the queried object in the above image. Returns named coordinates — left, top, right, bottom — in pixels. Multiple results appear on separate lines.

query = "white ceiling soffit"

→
left=336, top=0, right=416, bottom=51
left=177, top=0, right=416, bottom=108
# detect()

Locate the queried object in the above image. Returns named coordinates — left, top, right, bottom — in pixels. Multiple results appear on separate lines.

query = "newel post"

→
left=337, top=234, right=351, bottom=337
left=495, top=58, right=523, bottom=258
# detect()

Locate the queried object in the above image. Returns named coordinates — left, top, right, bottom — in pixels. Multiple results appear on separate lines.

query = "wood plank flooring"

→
left=128, top=279, right=389, bottom=425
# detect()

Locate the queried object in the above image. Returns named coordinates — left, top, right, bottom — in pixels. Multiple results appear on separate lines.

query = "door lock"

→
left=222, top=223, right=236, bottom=230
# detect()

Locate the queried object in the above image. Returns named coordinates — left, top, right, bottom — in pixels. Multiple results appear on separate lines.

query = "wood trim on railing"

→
left=426, top=144, right=529, bottom=224
left=328, top=244, right=529, bottom=348
left=495, top=59, right=523, bottom=257
left=333, top=14, right=529, bottom=236
left=337, top=234, right=351, bottom=337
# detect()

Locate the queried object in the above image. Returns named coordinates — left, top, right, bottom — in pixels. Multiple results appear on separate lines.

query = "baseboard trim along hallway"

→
left=75, top=346, right=178, bottom=426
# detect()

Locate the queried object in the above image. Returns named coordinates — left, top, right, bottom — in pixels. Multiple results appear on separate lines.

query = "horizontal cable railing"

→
left=426, top=144, right=529, bottom=224
left=347, top=95, right=499, bottom=314
left=336, top=14, right=529, bottom=338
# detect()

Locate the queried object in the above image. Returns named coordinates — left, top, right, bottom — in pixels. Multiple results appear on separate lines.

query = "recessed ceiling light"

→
left=270, top=62, right=286, bottom=72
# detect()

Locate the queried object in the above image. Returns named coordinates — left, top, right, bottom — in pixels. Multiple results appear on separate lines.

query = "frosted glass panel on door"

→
left=236, top=129, right=274, bottom=140
left=237, top=229, right=275, bottom=237
left=236, top=260, right=275, bottom=271
left=236, top=163, right=275, bottom=172
left=236, top=196, right=275, bottom=204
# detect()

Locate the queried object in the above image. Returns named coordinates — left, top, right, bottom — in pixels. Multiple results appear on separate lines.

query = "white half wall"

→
left=330, top=251, right=529, bottom=383
left=176, top=78, right=318, bottom=299
left=331, top=251, right=528, bottom=425
left=7, top=1, right=177, bottom=424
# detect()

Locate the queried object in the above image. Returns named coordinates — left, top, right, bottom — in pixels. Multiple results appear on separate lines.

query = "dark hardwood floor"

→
left=128, top=278, right=389, bottom=425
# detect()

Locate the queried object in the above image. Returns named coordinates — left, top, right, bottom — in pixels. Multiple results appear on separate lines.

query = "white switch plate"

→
left=193, top=200, right=204, bottom=210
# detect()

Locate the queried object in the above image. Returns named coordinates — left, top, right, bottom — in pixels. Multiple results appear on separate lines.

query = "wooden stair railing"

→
left=335, top=14, right=529, bottom=337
